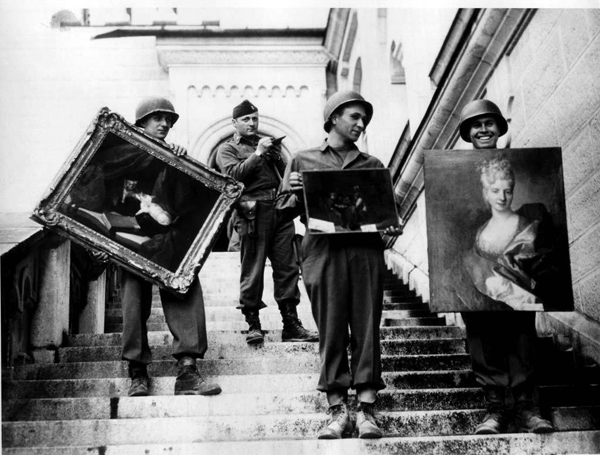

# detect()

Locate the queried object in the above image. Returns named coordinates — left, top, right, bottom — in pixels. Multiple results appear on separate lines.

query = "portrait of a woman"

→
left=463, top=157, right=560, bottom=311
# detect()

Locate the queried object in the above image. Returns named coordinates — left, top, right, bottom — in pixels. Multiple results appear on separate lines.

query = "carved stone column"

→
left=30, top=239, right=71, bottom=362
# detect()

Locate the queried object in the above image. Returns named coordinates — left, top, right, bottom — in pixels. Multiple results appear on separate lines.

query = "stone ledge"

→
left=538, top=311, right=600, bottom=367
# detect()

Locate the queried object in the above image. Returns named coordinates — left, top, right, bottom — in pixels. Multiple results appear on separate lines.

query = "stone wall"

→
left=479, top=9, right=600, bottom=323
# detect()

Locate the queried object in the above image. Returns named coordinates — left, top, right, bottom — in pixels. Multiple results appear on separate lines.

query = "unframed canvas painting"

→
left=424, top=147, right=574, bottom=313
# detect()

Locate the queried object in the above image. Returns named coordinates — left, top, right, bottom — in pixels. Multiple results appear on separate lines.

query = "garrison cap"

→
left=232, top=100, right=258, bottom=119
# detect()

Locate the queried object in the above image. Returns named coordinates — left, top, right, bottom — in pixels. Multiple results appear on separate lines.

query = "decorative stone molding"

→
left=158, top=49, right=330, bottom=69
left=188, top=85, right=310, bottom=99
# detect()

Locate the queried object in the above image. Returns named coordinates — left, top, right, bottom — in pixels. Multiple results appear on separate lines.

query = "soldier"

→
left=458, top=99, right=554, bottom=434
left=278, top=90, right=402, bottom=439
left=118, top=97, right=221, bottom=397
left=217, top=100, right=318, bottom=345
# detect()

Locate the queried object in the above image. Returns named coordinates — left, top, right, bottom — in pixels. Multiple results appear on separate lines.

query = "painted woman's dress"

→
left=463, top=203, right=561, bottom=311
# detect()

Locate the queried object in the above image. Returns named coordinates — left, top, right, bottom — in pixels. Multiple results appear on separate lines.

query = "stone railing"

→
left=1, top=213, right=106, bottom=379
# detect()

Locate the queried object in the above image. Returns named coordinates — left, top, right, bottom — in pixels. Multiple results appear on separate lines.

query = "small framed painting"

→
left=302, top=168, right=400, bottom=234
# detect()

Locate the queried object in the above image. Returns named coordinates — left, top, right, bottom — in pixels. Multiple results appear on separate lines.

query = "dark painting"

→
left=302, top=168, right=400, bottom=234
left=32, top=108, right=243, bottom=293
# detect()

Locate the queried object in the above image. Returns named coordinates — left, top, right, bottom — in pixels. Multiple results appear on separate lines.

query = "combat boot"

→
left=280, top=303, right=319, bottom=342
left=514, top=387, right=554, bottom=433
left=243, top=308, right=264, bottom=345
left=475, top=386, right=508, bottom=434
left=174, top=356, right=222, bottom=396
left=318, top=400, right=353, bottom=439
left=127, top=361, right=150, bottom=397
left=356, top=401, right=383, bottom=439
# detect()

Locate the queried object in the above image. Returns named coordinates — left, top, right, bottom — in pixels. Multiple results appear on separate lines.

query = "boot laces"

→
left=328, top=403, right=347, bottom=424
left=358, top=403, right=376, bottom=424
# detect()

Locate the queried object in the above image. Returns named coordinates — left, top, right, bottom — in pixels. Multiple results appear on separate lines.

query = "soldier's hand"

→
left=89, top=250, right=109, bottom=263
left=256, top=137, right=273, bottom=156
left=289, top=172, right=303, bottom=192
left=169, top=143, right=187, bottom=156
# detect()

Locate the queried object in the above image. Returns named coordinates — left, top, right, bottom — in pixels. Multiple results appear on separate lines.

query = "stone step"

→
left=56, top=339, right=466, bottom=363
left=3, top=371, right=475, bottom=399
left=3, top=407, right=599, bottom=447
left=11, top=354, right=471, bottom=380
left=3, top=431, right=599, bottom=455
left=383, top=316, right=446, bottom=326
left=69, top=326, right=466, bottom=347
left=2, top=388, right=486, bottom=421
left=104, top=306, right=318, bottom=324
left=105, top=316, right=450, bottom=333
left=6, top=384, right=599, bottom=422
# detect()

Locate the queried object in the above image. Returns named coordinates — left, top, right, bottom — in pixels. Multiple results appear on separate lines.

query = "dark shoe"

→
left=475, top=386, right=507, bottom=434
left=356, top=402, right=383, bottom=439
left=174, top=357, right=222, bottom=396
left=515, top=402, right=554, bottom=433
left=513, top=385, right=554, bottom=433
left=318, top=401, right=352, bottom=439
left=280, top=304, right=319, bottom=342
left=127, top=361, right=150, bottom=397
left=243, top=309, right=264, bottom=345
left=128, top=376, right=150, bottom=397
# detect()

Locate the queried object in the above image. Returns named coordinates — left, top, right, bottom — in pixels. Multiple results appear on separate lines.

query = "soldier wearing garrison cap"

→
left=217, top=99, right=318, bottom=346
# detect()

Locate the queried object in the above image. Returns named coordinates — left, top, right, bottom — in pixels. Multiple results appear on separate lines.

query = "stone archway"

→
left=189, top=115, right=305, bottom=167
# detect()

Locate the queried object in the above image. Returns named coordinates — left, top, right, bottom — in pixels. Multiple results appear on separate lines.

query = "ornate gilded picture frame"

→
left=31, top=107, right=244, bottom=294
left=424, top=147, right=574, bottom=312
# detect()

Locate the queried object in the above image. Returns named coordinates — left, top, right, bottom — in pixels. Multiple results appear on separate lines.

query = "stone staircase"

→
left=3, top=251, right=600, bottom=454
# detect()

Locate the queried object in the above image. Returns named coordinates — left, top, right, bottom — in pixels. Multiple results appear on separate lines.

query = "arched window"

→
left=353, top=58, right=362, bottom=93
left=390, top=41, right=406, bottom=84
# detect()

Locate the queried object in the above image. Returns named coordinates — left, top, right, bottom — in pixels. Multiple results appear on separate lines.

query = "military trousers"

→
left=301, top=234, right=386, bottom=393
left=462, top=311, right=537, bottom=389
left=121, top=269, right=208, bottom=365
left=233, top=201, right=300, bottom=311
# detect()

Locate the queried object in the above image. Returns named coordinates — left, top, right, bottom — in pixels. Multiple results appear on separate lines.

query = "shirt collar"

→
left=233, top=132, right=258, bottom=147
left=320, top=139, right=361, bottom=155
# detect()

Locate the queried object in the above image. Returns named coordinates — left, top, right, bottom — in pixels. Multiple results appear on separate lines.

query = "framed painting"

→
left=31, top=107, right=244, bottom=294
left=302, top=168, right=400, bottom=234
left=424, top=147, right=574, bottom=312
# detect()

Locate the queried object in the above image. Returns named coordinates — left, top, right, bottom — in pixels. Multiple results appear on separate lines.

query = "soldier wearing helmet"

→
left=216, top=99, right=318, bottom=347
left=81, top=96, right=221, bottom=398
left=457, top=99, right=553, bottom=435
left=278, top=90, right=402, bottom=440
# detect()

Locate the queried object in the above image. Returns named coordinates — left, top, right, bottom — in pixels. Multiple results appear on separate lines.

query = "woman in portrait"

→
left=463, top=157, right=559, bottom=312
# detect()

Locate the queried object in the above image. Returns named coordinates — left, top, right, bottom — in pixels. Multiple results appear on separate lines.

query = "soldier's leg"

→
left=121, top=270, right=153, bottom=396
left=160, top=278, right=221, bottom=396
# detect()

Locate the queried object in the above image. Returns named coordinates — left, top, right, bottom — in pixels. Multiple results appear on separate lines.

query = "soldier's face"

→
left=469, top=115, right=499, bottom=149
left=331, top=103, right=367, bottom=143
left=142, top=113, right=173, bottom=140
left=233, top=113, right=259, bottom=138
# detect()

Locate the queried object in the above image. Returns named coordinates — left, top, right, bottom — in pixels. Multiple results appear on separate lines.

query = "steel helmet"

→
left=323, top=90, right=373, bottom=132
left=134, top=97, right=179, bottom=126
left=459, top=99, right=508, bottom=142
